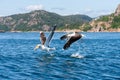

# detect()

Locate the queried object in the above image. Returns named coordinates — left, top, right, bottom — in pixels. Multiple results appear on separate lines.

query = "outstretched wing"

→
left=44, top=25, right=57, bottom=47
left=34, top=32, right=46, bottom=51
left=63, top=37, right=72, bottom=50
left=63, top=32, right=82, bottom=50
left=40, top=32, right=46, bottom=45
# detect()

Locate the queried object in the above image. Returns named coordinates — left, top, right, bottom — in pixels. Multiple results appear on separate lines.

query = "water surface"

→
left=0, top=32, right=120, bottom=80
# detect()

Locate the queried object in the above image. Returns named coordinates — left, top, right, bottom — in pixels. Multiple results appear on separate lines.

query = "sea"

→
left=0, top=32, right=120, bottom=80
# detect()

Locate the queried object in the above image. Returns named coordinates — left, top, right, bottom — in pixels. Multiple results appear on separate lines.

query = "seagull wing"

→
left=63, top=37, right=73, bottom=50
left=44, top=25, right=57, bottom=47
left=60, top=32, right=73, bottom=40
left=60, top=34, right=68, bottom=40
left=40, top=32, right=46, bottom=45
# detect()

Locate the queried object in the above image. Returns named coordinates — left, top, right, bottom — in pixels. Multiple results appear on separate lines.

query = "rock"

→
left=42, top=25, right=50, bottom=31
left=115, top=4, right=120, bottom=16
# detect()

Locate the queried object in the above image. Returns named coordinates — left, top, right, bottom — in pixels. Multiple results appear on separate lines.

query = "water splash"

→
left=71, top=52, right=84, bottom=58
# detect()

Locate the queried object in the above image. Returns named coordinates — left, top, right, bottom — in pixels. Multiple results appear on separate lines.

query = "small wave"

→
left=71, top=52, right=84, bottom=58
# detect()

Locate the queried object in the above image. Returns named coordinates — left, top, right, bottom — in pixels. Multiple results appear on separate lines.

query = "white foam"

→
left=71, top=53, right=84, bottom=58
left=81, top=34, right=86, bottom=38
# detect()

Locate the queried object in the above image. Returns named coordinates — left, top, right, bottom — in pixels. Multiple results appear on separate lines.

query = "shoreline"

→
left=5, top=30, right=120, bottom=33
left=3, top=28, right=120, bottom=33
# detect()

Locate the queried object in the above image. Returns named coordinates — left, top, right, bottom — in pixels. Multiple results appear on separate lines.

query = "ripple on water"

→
left=0, top=32, right=120, bottom=79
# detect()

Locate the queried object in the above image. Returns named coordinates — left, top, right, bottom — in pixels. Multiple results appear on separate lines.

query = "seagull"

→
left=34, top=25, right=57, bottom=51
left=60, top=32, right=83, bottom=50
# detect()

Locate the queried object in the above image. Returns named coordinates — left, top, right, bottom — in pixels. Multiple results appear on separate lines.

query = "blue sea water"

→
left=0, top=32, right=120, bottom=80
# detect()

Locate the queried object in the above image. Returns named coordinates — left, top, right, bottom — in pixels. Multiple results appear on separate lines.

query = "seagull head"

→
left=40, top=31, right=43, bottom=34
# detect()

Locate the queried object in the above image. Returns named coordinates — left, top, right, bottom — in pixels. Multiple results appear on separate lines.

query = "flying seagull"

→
left=60, top=32, right=83, bottom=50
left=34, top=25, right=57, bottom=51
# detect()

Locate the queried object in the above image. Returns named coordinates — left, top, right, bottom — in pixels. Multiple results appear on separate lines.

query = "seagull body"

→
left=34, top=44, right=55, bottom=51
left=60, top=32, right=83, bottom=50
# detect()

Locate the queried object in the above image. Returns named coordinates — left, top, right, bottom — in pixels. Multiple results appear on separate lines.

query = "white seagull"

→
left=34, top=25, right=57, bottom=51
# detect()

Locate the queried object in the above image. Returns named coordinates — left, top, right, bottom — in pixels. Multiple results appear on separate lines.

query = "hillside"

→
left=81, top=4, right=120, bottom=32
left=0, top=10, right=92, bottom=31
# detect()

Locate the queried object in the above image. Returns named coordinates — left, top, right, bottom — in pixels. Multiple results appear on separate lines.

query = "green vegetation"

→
left=97, top=15, right=109, bottom=22
left=0, top=25, right=10, bottom=31
left=0, top=10, right=92, bottom=31
left=82, top=24, right=92, bottom=31
left=111, top=15, right=120, bottom=28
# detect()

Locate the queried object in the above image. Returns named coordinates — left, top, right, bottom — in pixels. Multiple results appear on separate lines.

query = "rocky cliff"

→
left=115, top=4, right=120, bottom=16
left=81, top=4, right=120, bottom=32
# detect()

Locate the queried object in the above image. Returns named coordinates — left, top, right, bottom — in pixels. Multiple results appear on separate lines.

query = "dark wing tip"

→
left=63, top=39, right=71, bottom=50
left=60, top=35, right=67, bottom=40
left=63, top=43, right=70, bottom=50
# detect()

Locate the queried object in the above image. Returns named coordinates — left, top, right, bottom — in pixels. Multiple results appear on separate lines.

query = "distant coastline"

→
left=7, top=29, right=120, bottom=33
left=0, top=30, right=5, bottom=33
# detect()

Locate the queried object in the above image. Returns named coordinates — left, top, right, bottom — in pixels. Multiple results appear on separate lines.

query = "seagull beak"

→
left=34, top=44, right=40, bottom=50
